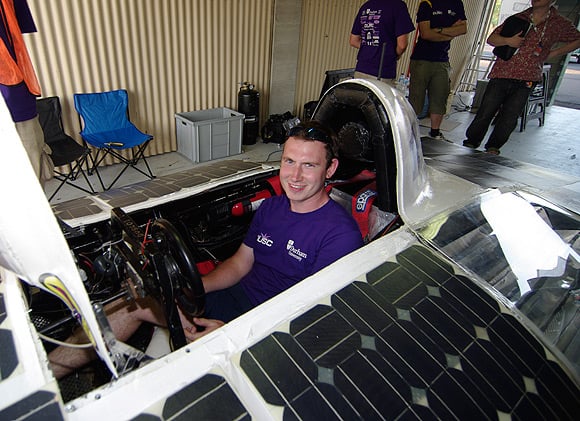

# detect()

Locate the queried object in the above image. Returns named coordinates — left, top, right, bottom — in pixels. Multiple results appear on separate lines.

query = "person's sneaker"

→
left=486, top=147, right=500, bottom=155
left=463, top=140, right=478, bottom=149
left=428, top=132, right=452, bottom=143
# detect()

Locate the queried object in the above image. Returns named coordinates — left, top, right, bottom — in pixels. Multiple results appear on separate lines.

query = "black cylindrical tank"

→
left=238, top=82, right=260, bottom=145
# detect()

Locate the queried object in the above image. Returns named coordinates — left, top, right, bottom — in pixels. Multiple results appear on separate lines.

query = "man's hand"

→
left=506, top=31, right=525, bottom=48
left=177, top=305, right=225, bottom=342
left=183, top=317, right=225, bottom=342
left=489, top=30, right=525, bottom=49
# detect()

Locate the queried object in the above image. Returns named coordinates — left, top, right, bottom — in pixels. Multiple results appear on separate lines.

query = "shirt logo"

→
left=257, top=233, right=273, bottom=247
left=286, top=239, right=308, bottom=261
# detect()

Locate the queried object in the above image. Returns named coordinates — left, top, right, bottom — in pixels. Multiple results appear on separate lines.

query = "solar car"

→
left=1, top=79, right=579, bottom=419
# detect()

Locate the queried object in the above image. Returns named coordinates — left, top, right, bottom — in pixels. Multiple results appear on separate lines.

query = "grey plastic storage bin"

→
left=175, top=107, right=243, bottom=163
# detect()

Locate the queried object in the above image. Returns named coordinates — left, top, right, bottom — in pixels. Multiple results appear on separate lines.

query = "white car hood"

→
left=0, top=98, right=119, bottom=377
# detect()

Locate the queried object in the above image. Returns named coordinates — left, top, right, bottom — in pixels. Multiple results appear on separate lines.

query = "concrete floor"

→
left=44, top=100, right=580, bottom=204
left=430, top=103, right=580, bottom=178
left=553, top=60, right=580, bottom=110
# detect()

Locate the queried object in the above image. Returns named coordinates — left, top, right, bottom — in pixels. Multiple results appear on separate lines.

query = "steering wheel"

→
left=150, top=219, right=205, bottom=348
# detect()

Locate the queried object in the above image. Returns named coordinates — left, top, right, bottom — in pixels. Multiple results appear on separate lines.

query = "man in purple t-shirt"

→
left=408, top=0, right=467, bottom=142
left=196, top=121, right=364, bottom=328
left=48, top=121, right=363, bottom=377
left=349, top=0, right=414, bottom=82
left=0, top=0, right=51, bottom=183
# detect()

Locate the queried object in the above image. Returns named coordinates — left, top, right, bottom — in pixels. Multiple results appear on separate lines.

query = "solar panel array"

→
left=238, top=245, right=579, bottom=419
left=51, top=160, right=266, bottom=222
left=2, top=242, right=579, bottom=419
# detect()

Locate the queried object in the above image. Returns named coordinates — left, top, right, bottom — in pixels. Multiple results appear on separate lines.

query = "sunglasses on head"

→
left=287, top=126, right=332, bottom=144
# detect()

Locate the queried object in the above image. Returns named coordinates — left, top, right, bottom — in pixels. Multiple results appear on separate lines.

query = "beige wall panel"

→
left=26, top=0, right=274, bottom=164
left=294, top=0, right=361, bottom=118
left=269, top=0, right=303, bottom=115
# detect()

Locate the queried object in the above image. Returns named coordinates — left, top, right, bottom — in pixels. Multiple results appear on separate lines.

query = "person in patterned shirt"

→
left=463, top=0, right=580, bottom=155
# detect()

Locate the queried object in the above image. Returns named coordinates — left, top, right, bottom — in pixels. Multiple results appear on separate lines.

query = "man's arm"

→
left=202, top=243, right=254, bottom=293
left=396, top=33, right=409, bottom=57
left=349, top=33, right=361, bottom=49
left=487, top=28, right=525, bottom=49
left=444, top=19, right=467, bottom=37
left=547, top=38, right=580, bottom=61
left=418, top=19, right=466, bottom=42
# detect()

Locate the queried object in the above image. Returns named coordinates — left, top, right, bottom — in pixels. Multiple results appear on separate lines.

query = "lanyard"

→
left=531, top=8, right=550, bottom=46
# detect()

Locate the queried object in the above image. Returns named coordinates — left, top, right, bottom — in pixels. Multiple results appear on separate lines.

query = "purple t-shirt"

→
left=240, top=194, right=363, bottom=306
left=411, top=0, right=466, bottom=62
left=0, top=0, right=38, bottom=122
left=351, top=0, right=414, bottom=79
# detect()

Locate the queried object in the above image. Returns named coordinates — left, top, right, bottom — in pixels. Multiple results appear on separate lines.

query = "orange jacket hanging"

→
left=0, top=0, right=40, bottom=95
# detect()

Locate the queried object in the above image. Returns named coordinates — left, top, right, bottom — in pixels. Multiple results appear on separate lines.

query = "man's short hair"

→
left=286, top=120, right=338, bottom=167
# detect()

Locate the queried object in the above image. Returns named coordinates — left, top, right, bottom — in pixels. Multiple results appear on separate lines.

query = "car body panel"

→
left=0, top=98, right=119, bottom=378
left=5, top=232, right=578, bottom=419
left=52, top=160, right=278, bottom=228
left=332, top=79, right=486, bottom=230
left=422, top=140, right=580, bottom=215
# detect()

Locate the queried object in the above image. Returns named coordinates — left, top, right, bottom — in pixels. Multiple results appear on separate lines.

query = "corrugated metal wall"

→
left=27, top=0, right=274, bottom=162
left=25, top=0, right=490, bottom=163
left=293, top=0, right=360, bottom=116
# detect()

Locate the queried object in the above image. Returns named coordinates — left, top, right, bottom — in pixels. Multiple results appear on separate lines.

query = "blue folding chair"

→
left=74, top=89, right=155, bottom=190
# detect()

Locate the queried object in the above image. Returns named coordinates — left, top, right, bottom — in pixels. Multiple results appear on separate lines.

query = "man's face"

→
left=532, top=0, right=555, bottom=8
left=280, top=137, right=338, bottom=213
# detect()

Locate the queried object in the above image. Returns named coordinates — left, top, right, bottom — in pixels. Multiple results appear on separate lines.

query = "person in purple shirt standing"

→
left=0, top=0, right=52, bottom=183
left=349, top=0, right=415, bottom=82
left=408, top=0, right=467, bottom=142
left=48, top=120, right=363, bottom=378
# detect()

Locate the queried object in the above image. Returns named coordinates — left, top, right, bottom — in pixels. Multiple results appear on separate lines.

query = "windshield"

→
left=418, top=190, right=580, bottom=376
